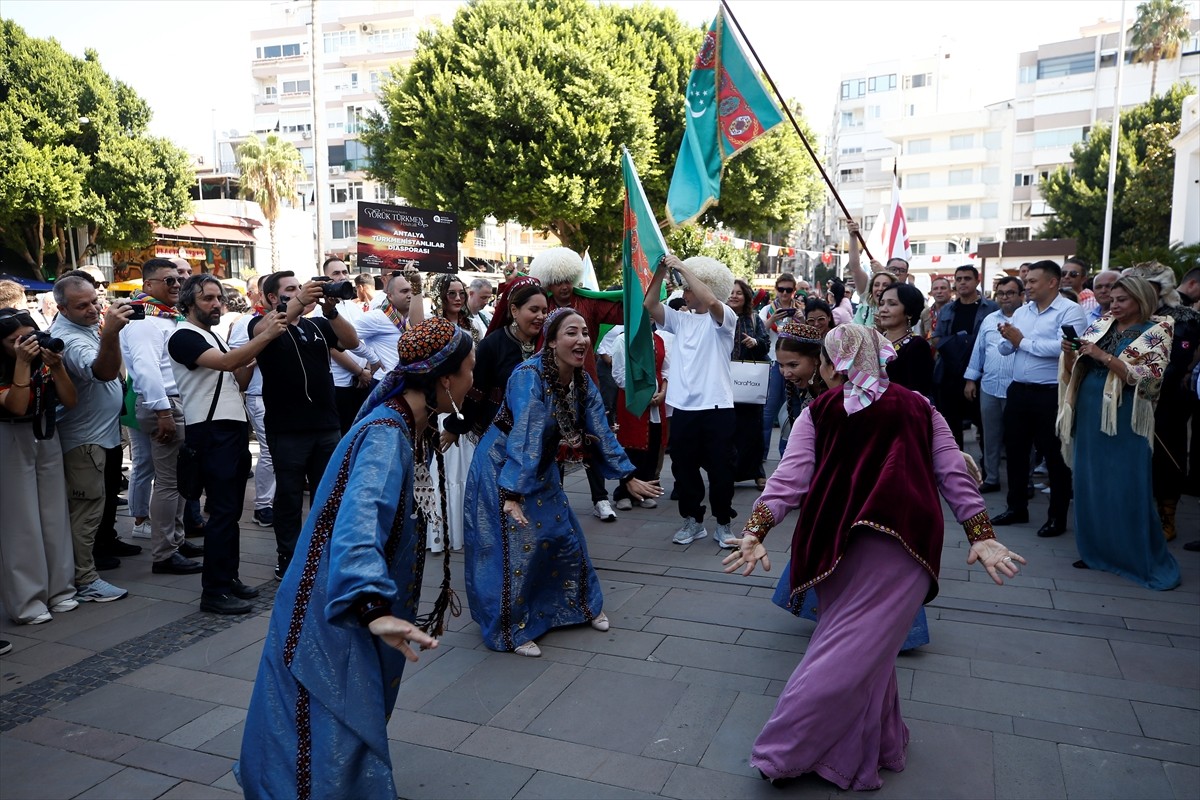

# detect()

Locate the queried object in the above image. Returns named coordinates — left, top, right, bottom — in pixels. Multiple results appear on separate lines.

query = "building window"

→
left=861, top=215, right=876, bottom=230
left=840, top=111, right=862, bottom=128
left=839, top=145, right=862, bottom=155
left=1018, top=64, right=1037, bottom=84
left=323, top=30, right=358, bottom=53
left=281, top=79, right=311, bottom=96
left=1005, top=226, right=1030, bottom=242
left=1014, top=172, right=1034, bottom=186
left=369, top=70, right=388, bottom=93
left=257, top=43, right=302, bottom=60
left=908, top=206, right=929, bottom=222
left=1036, top=53, right=1094, bottom=79
left=907, top=138, right=931, bottom=154
left=981, top=167, right=1001, bottom=185
left=839, top=168, right=863, bottom=183
left=369, top=28, right=416, bottom=52
left=948, top=168, right=973, bottom=186
left=1034, top=128, right=1087, bottom=149
left=1012, top=201, right=1032, bottom=219
left=263, top=85, right=277, bottom=100
left=950, top=134, right=974, bottom=150
left=373, top=183, right=392, bottom=201
left=331, top=184, right=348, bottom=204
left=906, top=172, right=931, bottom=189
left=948, top=204, right=971, bottom=220
left=279, top=111, right=312, bottom=133
left=911, top=241, right=927, bottom=255
left=840, top=79, right=866, bottom=99
left=867, top=73, right=897, bottom=93
left=332, top=220, right=357, bottom=240
left=904, top=73, right=932, bottom=89
left=868, top=105, right=882, bottom=119
left=980, top=202, right=999, bottom=219
left=348, top=182, right=364, bottom=201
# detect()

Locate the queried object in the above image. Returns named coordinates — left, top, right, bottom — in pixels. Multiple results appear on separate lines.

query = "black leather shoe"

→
left=1072, top=559, right=1090, bottom=569
left=96, top=539, right=142, bottom=558
left=200, top=594, right=252, bottom=615
left=152, top=552, right=203, bottom=574
left=231, top=580, right=260, bottom=600
left=1184, top=541, right=1200, bottom=552
left=1037, top=520, right=1067, bottom=538
left=1026, top=485, right=1036, bottom=499
left=95, top=555, right=121, bottom=571
left=178, top=541, right=205, bottom=558
left=979, top=483, right=1001, bottom=494
left=992, top=509, right=1029, bottom=526
left=184, top=522, right=206, bottom=539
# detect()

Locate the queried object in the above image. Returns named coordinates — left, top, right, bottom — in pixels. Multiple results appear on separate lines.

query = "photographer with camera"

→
left=316, top=257, right=379, bottom=434
left=121, top=258, right=205, bottom=576
left=169, top=275, right=288, bottom=614
left=0, top=306, right=80, bottom=624
left=50, top=275, right=137, bottom=603
left=250, top=270, right=359, bottom=579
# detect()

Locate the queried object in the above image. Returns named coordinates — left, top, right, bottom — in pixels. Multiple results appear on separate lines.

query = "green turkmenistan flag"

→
left=621, top=147, right=668, bottom=418
left=665, top=6, right=783, bottom=227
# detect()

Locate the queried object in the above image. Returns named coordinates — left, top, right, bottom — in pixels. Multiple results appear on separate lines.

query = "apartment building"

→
left=1010, top=19, right=1200, bottom=242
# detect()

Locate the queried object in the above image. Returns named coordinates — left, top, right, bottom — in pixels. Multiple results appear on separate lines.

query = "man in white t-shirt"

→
left=644, top=254, right=737, bottom=548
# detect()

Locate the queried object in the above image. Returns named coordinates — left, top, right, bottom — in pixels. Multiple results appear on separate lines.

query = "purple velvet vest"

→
left=790, top=384, right=943, bottom=603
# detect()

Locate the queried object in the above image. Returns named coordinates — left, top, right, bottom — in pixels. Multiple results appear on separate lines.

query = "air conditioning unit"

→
left=301, top=131, right=311, bottom=139
left=360, top=23, right=375, bottom=34
left=330, top=165, right=345, bottom=175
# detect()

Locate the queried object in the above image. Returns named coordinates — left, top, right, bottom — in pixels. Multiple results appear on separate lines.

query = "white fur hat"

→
left=528, top=247, right=583, bottom=287
left=682, top=256, right=735, bottom=305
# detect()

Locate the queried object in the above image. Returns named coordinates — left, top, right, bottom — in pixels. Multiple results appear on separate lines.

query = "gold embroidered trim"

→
left=744, top=502, right=777, bottom=540
left=789, top=521, right=938, bottom=598
left=963, top=510, right=995, bottom=543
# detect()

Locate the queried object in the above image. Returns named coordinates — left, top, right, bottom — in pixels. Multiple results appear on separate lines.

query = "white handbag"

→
left=730, top=360, right=770, bottom=405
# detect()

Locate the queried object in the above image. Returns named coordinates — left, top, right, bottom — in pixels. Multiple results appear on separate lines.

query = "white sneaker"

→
left=131, top=520, right=151, bottom=539
left=672, top=520, right=707, bottom=545
left=593, top=499, right=617, bottom=522
left=614, top=498, right=633, bottom=511
left=50, top=597, right=79, bottom=613
left=715, top=523, right=737, bottom=550
left=640, top=498, right=658, bottom=509
left=21, top=612, right=52, bottom=625
left=76, top=578, right=128, bottom=603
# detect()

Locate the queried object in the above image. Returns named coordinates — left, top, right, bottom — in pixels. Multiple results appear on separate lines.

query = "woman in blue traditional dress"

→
left=237, top=318, right=475, bottom=800
left=724, top=325, right=1025, bottom=791
left=1058, top=276, right=1179, bottom=590
left=465, top=308, right=663, bottom=657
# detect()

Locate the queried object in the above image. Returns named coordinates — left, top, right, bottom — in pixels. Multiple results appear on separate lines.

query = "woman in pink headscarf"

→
left=724, top=324, right=1025, bottom=791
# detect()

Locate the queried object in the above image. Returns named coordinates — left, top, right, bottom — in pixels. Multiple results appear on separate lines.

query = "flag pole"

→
left=718, top=0, right=874, bottom=261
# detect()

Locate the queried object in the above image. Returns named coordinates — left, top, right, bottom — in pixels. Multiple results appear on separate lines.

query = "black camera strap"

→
left=201, top=329, right=229, bottom=425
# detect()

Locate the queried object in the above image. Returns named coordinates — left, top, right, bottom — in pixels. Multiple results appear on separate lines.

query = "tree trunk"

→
left=269, top=216, right=279, bottom=272
left=1150, top=56, right=1159, bottom=98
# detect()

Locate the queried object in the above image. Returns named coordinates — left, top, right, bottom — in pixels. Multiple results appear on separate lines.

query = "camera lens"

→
left=322, top=280, right=357, bottom=301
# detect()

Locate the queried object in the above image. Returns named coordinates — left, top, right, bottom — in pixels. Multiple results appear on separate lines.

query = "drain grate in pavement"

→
left=0, top=583, right=278, bottom=733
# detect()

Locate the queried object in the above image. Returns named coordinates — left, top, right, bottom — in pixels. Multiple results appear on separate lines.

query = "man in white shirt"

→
left=168, top=275, right=287, bottom=614
left=644, top=254, right=737, bottom=548
left=993, top=260, right=1087, bottom=537
left=354, top=271, right=420, bottom=381
left=963, top=275, right=1023, bottom=494
left=119, top=258, right=204, bottom=575
left=467, top=277, right=494, bottom=337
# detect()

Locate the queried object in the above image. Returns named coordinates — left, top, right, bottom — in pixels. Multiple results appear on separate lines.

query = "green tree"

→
left=363, top=0, right=822, bottom=283
left=1038, top=84, right=1191, bottom=265
left=665, top=224, right=757, bottom=280
left=0, top=22, right=193, bottom=277
left=1130, top=0, right=1192, bottom=97
left=236, top=133, right=306, bottom=272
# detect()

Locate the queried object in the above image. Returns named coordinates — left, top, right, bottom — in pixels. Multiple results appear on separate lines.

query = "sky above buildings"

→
left=3, top=0, right=1185, bottom=159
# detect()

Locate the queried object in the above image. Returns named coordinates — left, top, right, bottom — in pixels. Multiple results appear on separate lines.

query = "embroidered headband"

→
left=777, top=320, right=823, bottom=345
left=541, top=306, right=579, bottom=339
left=396, top=317, right=467, bottom=374
left=485, top=276, right=541, bottom=337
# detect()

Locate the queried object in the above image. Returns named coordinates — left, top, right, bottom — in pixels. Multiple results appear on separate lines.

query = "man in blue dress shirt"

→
left=992, top=261, right=1087, bottom=537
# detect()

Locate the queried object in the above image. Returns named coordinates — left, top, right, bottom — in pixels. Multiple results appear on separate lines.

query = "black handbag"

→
left=176, top=343, right=225, bottom=502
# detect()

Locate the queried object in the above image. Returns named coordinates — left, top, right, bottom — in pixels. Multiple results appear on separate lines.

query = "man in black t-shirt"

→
left=931, top=265, right=999, bottom=451
left=249, top=271, right=360, bottom=579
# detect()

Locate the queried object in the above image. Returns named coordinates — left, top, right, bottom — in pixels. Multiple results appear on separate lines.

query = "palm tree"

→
left=1129, top=0, right=1192, bottom=97
left=236, top=133, right=306, bottom=272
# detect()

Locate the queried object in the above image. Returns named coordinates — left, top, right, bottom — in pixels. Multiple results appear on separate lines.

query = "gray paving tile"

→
left=76, top=766, right=181, bottom=799
left=1132, top=701, right=1200, bottom=746
left=1164, top=762, right=1200, bottom=800
left=1059, top=743, right=1174, bottom=799
left=5, top=716, right=142, bottom=760
left=489, top=662, right=584, bottom=732
left=194, top=642, right=265, bottom=681
left=525, top=667, right=685, bottom=755
left=935, top=576, right=1054, bottom=608
left=1168, top=634, right=1200, bottom=650
left=643, top=617, right=743, bottom=644
left=899, top=698, right=1014, bottom=734
left=1051, top=591, right=1198, bottom=625
left=156, top=781, right=243, bottom=799
left=697, top=692, right=776, bottom=777
left=194, top=721, right=243, bottom=760
left=659, top=763, right=791, bottom=799
left=117, top=663, right=255, bottom=709
left=1013, top=717, right=1199, bottom=767
left=116, top=739, right=235, bottom=783
left=531, top=643, right=595, bottom=666
left=1110, top=639, right=1200, bottom=690
left=394, top=645, right=491, bottom=711
left=650, top=636, right=802, bottom=682
left=59, top=600, right=197, bottom=652
left=922, top=619, right=1122, bottom=676
left=1, top=640, right=96, bottom=672
left=643, top=683, right=737, bottom=765
left=0, top=737, right=122, bottom=799
left=540, top=625, right=666, bottom=659
left=418, top=651, right=549, bottom=724
left=160, top=706, right=246, bottom=749
left=584, top=653, right=682, bottom=680
left=735, top=627, right=811, bottom=655
left=873, top=720, right=994, bottom=799
left=159, top=615, right=270, bottom=670
left=910, top=670, right=1142, bottom=734
left=48, top=683, right=216, bottom=740
left=935, top=606, right=1173, bottom=646
left=513, top=772, right=659, bottom=800
left=992, top=732, right=1066, bottom=799
left=386, top=708, right=478, bottom=750
left=649, top=589, right=801, bottom=635
left=675, top=665, right=770, bottom=695
left=970, top=659, right=1200, bottom=709
left=611, top=585, right=670, bottom=618
left=389, top=740, right=534, bottom=799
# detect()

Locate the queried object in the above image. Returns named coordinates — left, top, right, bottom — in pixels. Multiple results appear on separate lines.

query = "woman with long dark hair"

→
left=827, top=279, right=853, bottom=326
left=852, top=271, right=896, bottom=328
left=876, top=283, right=934, bottom=399
left=730, top=279, right=770, bottom=485
left=464, top=308, right=662, bottom=657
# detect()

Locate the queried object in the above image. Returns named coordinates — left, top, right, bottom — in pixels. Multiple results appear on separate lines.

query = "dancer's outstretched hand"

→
left=722, top=533, right=771, bottom=577
left=368, top=615, right=439, bottom=662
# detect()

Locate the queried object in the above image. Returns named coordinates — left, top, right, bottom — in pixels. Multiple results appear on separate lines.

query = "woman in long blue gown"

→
left=465, top=309, right=663, bottom=657
left=1059, top=276, right=1179, bottom=591
left=237, top=319, right=475, bottom=800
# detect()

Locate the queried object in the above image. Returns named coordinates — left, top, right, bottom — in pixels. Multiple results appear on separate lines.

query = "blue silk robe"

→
left=465, top=355, right=633, bottom=652
left=237, top=400, right=422, bottom=800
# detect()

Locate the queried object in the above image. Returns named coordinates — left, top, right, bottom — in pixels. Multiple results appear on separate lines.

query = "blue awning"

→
left=0, top=273, right=54, bottom=291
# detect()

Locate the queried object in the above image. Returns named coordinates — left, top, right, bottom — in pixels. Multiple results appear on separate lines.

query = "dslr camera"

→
left=313, top=275, right=356, bottom=301
left=20, top=330, right=65, bottom=353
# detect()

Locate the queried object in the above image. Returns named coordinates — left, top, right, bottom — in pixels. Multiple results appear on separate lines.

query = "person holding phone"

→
left=992, top=261, right=1087, bottom=537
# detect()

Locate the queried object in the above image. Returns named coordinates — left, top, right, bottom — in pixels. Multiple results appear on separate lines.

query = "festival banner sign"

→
left=356, top=202, right=458, bottom=273
left=621, top=147, right=669, bottom=417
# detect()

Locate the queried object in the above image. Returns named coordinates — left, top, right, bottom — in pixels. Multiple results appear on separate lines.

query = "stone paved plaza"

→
left=2, top=442, right=1198, bottom=800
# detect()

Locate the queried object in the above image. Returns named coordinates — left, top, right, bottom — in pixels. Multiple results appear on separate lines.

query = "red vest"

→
left=615, top=333, right=668, bottom=452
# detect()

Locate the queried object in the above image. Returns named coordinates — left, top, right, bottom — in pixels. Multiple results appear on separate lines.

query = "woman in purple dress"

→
left=724, top=324, right=1026, bottom=791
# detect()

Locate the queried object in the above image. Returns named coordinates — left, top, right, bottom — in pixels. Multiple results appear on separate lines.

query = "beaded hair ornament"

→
left=777, top=320, right=824, bottom=345
left=540, top=306, right=579, bottom=341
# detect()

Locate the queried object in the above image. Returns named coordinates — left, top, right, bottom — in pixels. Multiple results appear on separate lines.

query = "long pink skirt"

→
left=751, top=531, right=931, bottom=790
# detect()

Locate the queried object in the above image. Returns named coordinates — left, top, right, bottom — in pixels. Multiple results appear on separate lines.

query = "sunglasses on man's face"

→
left=776, top=287, right=795, bottom=294
left=148, top=276, right=182, bottom=286
left=1063, top=271, right=1082, bottom=278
